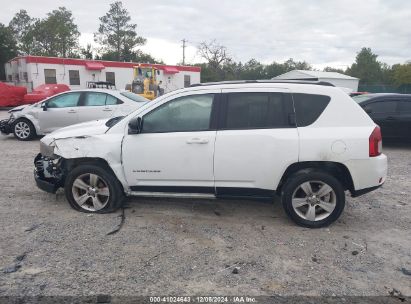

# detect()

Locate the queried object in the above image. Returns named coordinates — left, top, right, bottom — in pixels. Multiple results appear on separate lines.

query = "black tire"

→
left=13, top=118, right=36, bottom=141
left=64, top=164, right=124, bottom=213
left=281, top=170, right=345, bottom=228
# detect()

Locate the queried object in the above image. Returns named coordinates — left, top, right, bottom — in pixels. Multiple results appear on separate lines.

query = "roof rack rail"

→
left=190, top=79, right=335, bottom=87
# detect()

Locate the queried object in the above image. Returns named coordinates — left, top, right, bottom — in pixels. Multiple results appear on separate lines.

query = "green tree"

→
left=323, top=66, right=346, bottom=74
left=81, top=44, right=93, bottom=59
left=264, top=61, right=287, bottom=78
left=12, top=7, right=79, bottom=57
left=393, top=63, right=411, bottom=85
left=46, top=7, right=79, bottom=57
left=8, top=9, right=36, bottom=55
left=95, top=1, right=146, bottom=61
left=0, top=23, right=18, bottom=80
left=240, top=59, right=266, bottom=80
left=346, top=47, right=383, bottom=84
left=197, top=40, right=232, bottom=81
left=283, top=58, right=312, bottom=71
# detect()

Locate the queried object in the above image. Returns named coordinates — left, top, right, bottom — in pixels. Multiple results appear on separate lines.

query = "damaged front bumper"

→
left=0, top=118, right=13, bottom=134
left=34, top=153, right=65, bottom=193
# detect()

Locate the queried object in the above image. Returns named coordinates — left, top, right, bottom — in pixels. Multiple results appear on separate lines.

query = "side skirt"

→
left=128, top=186, right=276, bottom=200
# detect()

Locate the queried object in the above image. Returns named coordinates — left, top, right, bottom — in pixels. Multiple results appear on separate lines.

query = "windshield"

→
left=352, top=94, right=376, bottom=103
left=120, top=91, right=149, bottom=103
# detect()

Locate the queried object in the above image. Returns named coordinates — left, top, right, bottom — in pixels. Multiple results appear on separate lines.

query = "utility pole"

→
left=181, top=39, right=187, bottom=65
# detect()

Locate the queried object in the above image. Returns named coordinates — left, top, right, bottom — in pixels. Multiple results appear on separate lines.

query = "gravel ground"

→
left=0, top=110, right=410, bottom=298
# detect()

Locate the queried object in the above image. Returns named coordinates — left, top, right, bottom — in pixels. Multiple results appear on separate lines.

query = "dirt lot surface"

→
left=0, top=110, right=410, bottom=298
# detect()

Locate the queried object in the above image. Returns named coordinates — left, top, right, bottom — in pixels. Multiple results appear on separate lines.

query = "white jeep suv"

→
left=34, top=80, right=387, bottom=228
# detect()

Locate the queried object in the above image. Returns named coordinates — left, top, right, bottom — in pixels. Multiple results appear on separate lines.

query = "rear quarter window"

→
left=293, top=93, right=331, bottom=127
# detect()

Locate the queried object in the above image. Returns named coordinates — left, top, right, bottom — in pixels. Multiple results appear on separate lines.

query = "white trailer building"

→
left=5, top=56, right=201, bottom=93
left=274, top=70, right=359, bottom=92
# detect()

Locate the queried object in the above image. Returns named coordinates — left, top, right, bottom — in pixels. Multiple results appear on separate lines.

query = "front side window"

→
left=47, top=92, right=81, bottom=108
left=44, top=69, right=57, bottom=84
left=83, top=92, right=108, bottom=106
left=69, top=70, right=80, bottom=85
left=224, top=92, right=288, bottom=129
left=142, top=94, right=214, bottom=133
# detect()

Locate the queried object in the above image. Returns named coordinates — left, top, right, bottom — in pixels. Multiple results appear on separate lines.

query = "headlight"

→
left=40, top=141, right=55, bottom=157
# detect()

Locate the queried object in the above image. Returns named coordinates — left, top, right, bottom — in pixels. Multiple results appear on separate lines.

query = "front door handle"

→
left=186, top=138, right=209, bottom=144
left=386, top=116, right=396, bottom=120
left=103, top=108, right=112, bottom=112
left=68, top=110, right=76, bottom=113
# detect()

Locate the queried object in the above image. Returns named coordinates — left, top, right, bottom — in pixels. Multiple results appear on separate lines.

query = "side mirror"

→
left=128, top=117, right=142, bottom=134
left=365, top=107, right=372, bottom=114
left=42, top=102, right=48, bottom=111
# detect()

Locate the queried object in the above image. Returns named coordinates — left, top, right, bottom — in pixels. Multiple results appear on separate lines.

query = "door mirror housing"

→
left=128, top=117, right=142, bottom=134
left=42, top=102, right=48, bottom=111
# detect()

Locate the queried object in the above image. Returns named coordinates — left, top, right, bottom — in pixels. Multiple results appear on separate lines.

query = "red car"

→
left=23, top=84, right=70, bottom=104
left=0, top=82, right=27, bottom=107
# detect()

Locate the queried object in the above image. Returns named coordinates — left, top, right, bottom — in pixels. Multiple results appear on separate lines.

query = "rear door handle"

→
left=103, top=108, right=112, bottom=112
left=186, top=138, right=209, bottom=144
left=386, top=116, right=396, bottom=120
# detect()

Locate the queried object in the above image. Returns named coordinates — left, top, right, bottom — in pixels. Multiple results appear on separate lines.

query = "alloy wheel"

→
left=291, top=180, right=337, bottom=222
left=14, top=122, right=31, bottom=139
left=71, top=173, right=110, bottom=211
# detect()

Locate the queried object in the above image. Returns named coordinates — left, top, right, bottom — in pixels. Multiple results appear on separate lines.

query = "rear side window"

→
left=293, top=93, right=331, bottom=127
left=106, top=94, right=122, bottom=105
left=365, top=101, right=397, bottom=113
left=223, top=92, right=288, bottom=129
left=398, top=100, right=411, bottom=113
left=83, top=92, right=107, bottom=106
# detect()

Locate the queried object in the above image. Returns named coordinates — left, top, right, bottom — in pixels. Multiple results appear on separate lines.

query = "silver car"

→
left=0, top=89, right=149, bottom=140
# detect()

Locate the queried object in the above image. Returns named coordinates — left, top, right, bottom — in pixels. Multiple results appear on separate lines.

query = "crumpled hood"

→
left=42, top=119, right=110, bottom=145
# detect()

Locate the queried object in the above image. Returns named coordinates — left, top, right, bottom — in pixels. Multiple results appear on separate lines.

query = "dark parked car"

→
left=353, top=93, right=411, bottom=140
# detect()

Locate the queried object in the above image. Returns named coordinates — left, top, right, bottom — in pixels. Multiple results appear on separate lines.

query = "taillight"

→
left=369, top=126, right=382, bottom=157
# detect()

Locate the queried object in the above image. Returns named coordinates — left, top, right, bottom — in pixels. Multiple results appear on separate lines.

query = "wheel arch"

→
left=15, top=115, right=41, bottom=135
left=13, top=117, right=37, bottom=139
left=277, top=161, right=355, bottom=195
left=63, top=157, right=125, bottom=192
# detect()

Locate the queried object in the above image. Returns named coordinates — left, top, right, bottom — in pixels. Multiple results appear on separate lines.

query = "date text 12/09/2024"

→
left=149, top=296, right=257, bottom=303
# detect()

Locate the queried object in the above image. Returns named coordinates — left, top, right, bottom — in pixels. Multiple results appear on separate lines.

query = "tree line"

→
left=195, top=41, right=411, bottom=88
left=1, top=1, right=410, bottom=89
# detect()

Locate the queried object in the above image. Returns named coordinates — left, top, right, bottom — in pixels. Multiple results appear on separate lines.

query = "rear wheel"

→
left=281, top=171, right=345, bottom=228
left=64, top=165, right=124, bottom=213
left=13, top=119, right=36, bottom=141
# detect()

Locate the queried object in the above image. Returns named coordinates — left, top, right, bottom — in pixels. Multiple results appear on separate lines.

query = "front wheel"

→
left=64, top=165, right=124, bottom=213
left=13, top=119, right=36, bottom=141
left=281, top=171, right=345, bottom=228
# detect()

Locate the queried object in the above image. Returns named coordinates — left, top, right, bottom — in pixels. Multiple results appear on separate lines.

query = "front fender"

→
left=49, top=133, right=129, bottom=191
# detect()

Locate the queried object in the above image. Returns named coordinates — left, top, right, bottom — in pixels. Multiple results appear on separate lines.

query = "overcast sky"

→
left=1, top=0, right=410, bottom=69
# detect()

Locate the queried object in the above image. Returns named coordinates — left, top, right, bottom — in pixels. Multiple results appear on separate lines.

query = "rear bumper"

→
left=351, top=184, right=383, bottom=197
left=345, top=154, right=387, bottom=196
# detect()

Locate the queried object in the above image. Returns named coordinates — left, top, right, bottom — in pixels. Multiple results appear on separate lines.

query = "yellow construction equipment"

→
left=127, top=64, right=159, bottom=100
